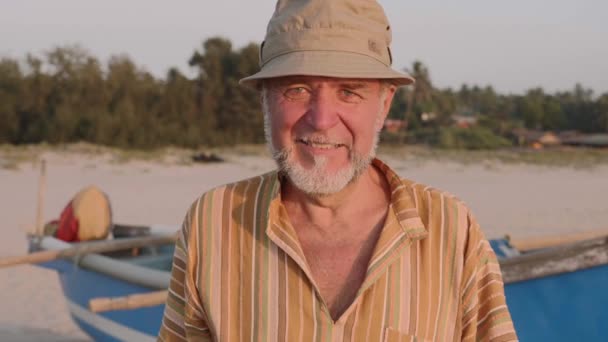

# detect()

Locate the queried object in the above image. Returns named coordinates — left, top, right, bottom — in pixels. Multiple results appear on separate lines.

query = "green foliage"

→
left=380, top=131, right=408, bottom=144
left=0, top=43, right=606, bottom=150
left=188, top=38, right=263, bottom=146
left=0, top=40, right=266, bottom=149
left=435, top=126, right=513, bottom=150
left=0, top=58, right=22, bottom=143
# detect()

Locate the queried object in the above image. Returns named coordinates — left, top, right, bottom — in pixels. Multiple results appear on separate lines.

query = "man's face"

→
left=262, top=76, right=396, bottom=196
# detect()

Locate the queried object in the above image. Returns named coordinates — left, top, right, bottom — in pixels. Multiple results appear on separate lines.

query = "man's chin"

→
left=284, top=163, right=353, bottom=195
left=271, top=144, right=374, bottom=196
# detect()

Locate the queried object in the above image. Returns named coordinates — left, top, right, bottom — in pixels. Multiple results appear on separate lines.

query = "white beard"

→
left=262, top=91, right=385, bottom=197
left=270, top=141, right=375, bottom=196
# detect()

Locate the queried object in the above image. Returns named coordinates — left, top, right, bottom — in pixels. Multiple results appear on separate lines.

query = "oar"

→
left=89, top=290, right=168, bottom=313
left=507, top=227, right=608, bottom=252
left=0, top=233, right=177, bottom=269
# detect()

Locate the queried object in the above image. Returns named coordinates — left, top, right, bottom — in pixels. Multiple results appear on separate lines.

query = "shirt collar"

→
left=370, top=158, right=428, bottom=239
left=264, top=158, right=428, bottom=282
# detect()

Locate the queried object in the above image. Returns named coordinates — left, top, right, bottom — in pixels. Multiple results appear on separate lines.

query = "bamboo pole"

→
left=0, top=233, right=177, bottom=269
left=508, top=228, right=608, bottom=252
left=35, top=159, right=47, bottom=237
left=501, top=234, right=608, bottom=283
left=89, top=290, right=168, bottom=313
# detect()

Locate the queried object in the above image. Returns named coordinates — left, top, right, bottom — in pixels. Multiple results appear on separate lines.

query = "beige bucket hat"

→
left=240, top=0, right=414, bottom=87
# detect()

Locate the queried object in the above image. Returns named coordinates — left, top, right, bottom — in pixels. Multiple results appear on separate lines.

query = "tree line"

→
left=1, top=37, right=607, bottom=149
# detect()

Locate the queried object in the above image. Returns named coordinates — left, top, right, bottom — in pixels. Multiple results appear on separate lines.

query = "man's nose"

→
left=305, top=91, right=340, bottom=131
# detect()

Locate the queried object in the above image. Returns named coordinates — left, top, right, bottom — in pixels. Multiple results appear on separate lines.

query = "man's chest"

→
left=291, top=215, right=385, bottom=316
left=299, top=237, right=376, bottom=319
left=196, top=233, right=462, bottom=342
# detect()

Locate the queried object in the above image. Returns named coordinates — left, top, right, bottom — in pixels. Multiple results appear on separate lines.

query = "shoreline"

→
left=2, top=142, right=608, bottom=169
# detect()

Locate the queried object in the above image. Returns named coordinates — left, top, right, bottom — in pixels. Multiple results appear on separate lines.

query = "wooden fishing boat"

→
left=27, top=227, right=608, bottom=341
left=29, top=224, right=178, bottom=342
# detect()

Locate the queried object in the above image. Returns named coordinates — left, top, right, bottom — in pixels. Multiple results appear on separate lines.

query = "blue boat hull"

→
left=491, top=238, right=607, bottom=341
left=504, top=263, right=608, bottom=341
left=41, top=259, right=164, bottom=341
left=40, top=237, right=607, bottom=341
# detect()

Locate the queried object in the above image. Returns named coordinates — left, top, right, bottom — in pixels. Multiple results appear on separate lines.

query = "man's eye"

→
left=284, top=87, right=310, bottom=100
left=339, top=89, right=361, bottom=102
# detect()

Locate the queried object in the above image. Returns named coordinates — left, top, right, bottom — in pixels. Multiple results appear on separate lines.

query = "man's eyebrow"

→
left=337, top=82, right=371, bottom=90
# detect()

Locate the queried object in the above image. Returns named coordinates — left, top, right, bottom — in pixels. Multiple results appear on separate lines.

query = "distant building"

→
left=561, top=133, right=608, bottom=148
left=451, top=114, right=478, bottom=129
left=511, top=129, right=561, bottom=148
left=383, top=119, right=408, bottom=133
left=557, top=130, right=581, bottom=142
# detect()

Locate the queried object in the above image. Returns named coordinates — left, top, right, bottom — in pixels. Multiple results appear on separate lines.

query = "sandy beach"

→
left=1, top=146, right=607, bottom=340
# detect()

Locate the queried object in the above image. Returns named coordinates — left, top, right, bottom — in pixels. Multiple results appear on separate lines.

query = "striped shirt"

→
left=158, top=159, right=517, bottom=341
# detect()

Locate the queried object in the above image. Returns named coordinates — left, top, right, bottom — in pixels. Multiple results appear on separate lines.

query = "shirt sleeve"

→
left=460, top=212, right=518, bottom=342
left=158, top=205, right=212, bottom=341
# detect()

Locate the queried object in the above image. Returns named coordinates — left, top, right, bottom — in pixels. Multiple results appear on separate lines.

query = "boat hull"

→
left=32, top=231, right=175, bottom=341
left=36, top=235, right=607, bottom=341
left=504, top=263, right=608, bottom=341
left=42, top=259, right=163, bottom=341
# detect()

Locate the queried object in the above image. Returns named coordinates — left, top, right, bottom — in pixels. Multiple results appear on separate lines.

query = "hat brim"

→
left=239, top=50, right=414, bottom=87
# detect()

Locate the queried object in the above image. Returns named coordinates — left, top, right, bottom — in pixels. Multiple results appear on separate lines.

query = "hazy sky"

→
left=1, top=0, right=607, bottom=95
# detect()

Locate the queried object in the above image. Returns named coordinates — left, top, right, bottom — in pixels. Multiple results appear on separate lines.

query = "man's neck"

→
left=281, top=164, right=389, bottom=236
left=281, top=163, right=391, bottom=319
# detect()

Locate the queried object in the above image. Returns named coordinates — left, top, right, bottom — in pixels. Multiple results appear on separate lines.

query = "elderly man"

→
left=159, top=0, right=517, bottom=341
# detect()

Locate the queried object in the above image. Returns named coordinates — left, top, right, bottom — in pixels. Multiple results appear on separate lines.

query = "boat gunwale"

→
left=499, top=235, right=608, bottom=283
left=38, top=232, right=175, bottom=289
